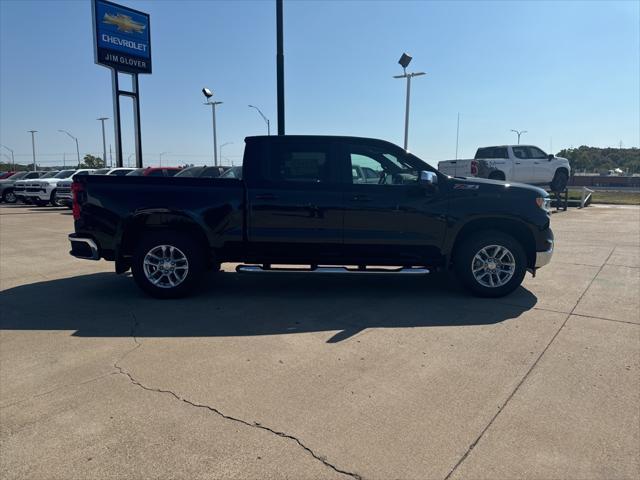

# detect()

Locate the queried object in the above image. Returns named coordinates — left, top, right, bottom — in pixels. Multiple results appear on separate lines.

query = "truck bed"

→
left=74, top=174, right=245, bottom=259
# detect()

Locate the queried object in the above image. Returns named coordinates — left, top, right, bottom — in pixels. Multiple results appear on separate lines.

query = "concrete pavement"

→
left=1, top=204, right=638, bottom=479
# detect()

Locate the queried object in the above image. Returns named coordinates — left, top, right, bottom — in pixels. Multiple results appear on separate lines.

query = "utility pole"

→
left=394, top=53, right=426, bottom=151
left=109, top=145, right=113, bottom=167
left=1, top=145, right=15, bottom=169
left=511, top=129, right=527, bottom=144
left=276, top=0, right=285, bottom=135
left=59, top=130, right=81, bottom=167
left=28, top=130, right=37, bottom=171
left=98, top=117, right=109, bottom=167
left=159, top=152, right=167, bottom=167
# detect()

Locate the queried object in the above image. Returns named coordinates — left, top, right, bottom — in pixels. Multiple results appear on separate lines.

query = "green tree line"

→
left=557, top=146, right=640, bottom=174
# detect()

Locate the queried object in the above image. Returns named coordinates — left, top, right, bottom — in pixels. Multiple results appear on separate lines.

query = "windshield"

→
left=7, top=172, right=27, bottom=180
left=54, top=170, right=75, bottom=179
left=175, top=166, right=203, bottom=177
left=126, top=169, right=145, bottom=176
left=40, top=171, right=60, bottom=179
left=92, top=168, right=110, bottom=175
left=220, top=167, right=243, bottom=179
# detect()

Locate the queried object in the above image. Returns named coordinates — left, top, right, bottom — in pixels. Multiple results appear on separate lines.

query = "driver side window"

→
left=351, top=154, right=384, bottom=184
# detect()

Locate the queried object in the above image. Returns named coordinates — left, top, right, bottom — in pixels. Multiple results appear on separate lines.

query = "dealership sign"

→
left=93, top=0, right=151, bottom=74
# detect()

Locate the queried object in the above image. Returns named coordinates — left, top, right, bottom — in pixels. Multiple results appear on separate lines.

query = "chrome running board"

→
left=236, top=265, right=430, bottom=275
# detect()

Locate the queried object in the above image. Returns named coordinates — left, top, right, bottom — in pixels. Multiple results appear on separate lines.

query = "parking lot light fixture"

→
left=248, top=105, right=270, bottom=135
left=203, top=87, right=223, bottom=166
left=58, top=129, right=80, bottom=168
left=28, top=130, right=37, bottom=171
left=1, top=144, right=15, bottom=168
left=511, top=129, right=527, bottom=144
left=219, top=142, right=233, bottom=162
left=394, top=53, right=426, bottom=150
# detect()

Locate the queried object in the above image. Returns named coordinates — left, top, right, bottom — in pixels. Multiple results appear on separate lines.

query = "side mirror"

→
left=548, top=154, right=554, bottom=161
left=418, top=170, right=437, bottom=186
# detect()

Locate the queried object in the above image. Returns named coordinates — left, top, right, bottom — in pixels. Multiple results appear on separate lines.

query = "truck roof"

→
left=245, top=134, right=401, bottom=148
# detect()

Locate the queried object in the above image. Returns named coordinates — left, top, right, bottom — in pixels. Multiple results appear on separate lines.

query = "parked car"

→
left=438, top=145, right=571, bottom=192
left=126, top=167, right=182, bottom=177
left=175, top=166, right=230, bottom=178
left=69, top=135, right=554, bottom=299
left=24, top=169, right=94, bottom=206
left=15, top=171, right=59, bottom=203
left=0, top=171, right=47, bottom=203
left=0, top=171, right=17, bottom=180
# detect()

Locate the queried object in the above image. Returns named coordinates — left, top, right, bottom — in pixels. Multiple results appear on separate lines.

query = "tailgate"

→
left=438, top=159, right=474, bottom=177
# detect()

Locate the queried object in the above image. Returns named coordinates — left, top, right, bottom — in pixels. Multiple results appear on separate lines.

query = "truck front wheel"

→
left=132, top=231, right=205, bottom=299
left=454, top=231, right=527, bottom=297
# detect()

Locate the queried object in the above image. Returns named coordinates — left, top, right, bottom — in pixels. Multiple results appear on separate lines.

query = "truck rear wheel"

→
left=454, top=230, right=527, bottom=297
left=132, top=231, right=205, bottom=299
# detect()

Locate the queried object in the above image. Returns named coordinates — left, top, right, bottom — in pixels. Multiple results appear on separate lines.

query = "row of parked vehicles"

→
left=0, top=165, right=243, bottom=206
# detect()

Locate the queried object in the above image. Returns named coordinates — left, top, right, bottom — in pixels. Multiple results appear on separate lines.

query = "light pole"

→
left=127, top=153, right=135, bottom=167
left=219, top=142, right=232, bottom=163
left=1, top=144, right=15, bottom=169
left=394, top=53, right=426, bottom=151
left=511, top=129, right=527, bottom=144
left=58, top=129, right=80, bottom=167
left=97, top=117, right=109, bottom=167
left=202, top=88, right=223, bottom=166
left=248, top=105, right=270, bottom=135
left=28, top=130, right=37, bottom=171
left=159, top=151, right=167, bottom=166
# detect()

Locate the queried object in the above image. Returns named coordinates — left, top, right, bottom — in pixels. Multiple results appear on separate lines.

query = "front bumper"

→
left=24, top=190, right=49, bottom=201
left=535, top=239, right=554, bottom=268
left=68, top=234, right=100, bottom=260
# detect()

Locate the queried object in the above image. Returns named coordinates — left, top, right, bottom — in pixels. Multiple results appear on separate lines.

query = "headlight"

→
left=536, top=196, right=551, bottom=212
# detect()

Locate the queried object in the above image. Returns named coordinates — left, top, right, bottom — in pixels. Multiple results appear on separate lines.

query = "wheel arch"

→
left=449, top=217, right=536, bottom=269
left=118, top=211, right=212, bottom=270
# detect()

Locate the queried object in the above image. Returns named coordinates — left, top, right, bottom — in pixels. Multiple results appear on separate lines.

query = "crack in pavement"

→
left=443, top=248, right=617, bottom=480
left=115, top=312, right=362, bottom=480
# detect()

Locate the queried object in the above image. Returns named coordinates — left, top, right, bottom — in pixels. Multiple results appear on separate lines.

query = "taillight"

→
left=470, top=160, right=479, bottom=176
left=71, top=181, right=84, bottom=220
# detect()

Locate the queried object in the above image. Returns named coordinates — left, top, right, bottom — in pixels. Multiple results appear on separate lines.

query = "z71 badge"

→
left=453, top=184, right=480, bottom=190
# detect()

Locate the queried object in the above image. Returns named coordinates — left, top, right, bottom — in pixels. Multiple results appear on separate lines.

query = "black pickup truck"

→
left=69, top=135, right=553, bottom=298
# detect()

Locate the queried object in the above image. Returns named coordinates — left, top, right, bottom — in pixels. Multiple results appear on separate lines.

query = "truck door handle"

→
left=352, top=194, right=371, bottom=202
left=256, top=193, right=278, bottom=200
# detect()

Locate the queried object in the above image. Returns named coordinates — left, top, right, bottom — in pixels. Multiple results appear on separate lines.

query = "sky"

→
left=1, top=0, right=638, bottom=168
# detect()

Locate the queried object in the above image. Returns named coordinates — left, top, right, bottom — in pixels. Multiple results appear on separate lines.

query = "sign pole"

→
left=133, top=73, right=143, bottom=168
left=111, top=69, right=123, bottom=167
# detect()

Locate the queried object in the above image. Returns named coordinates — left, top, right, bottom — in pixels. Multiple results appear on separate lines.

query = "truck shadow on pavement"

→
left=1, top=271, right=537, bottom=343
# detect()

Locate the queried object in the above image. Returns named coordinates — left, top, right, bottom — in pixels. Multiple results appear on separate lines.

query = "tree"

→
left=80, top=154, right=105, bottom=169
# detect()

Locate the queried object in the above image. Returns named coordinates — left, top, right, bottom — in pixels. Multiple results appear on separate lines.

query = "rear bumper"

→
left=68, top=234, right=100, bottom=260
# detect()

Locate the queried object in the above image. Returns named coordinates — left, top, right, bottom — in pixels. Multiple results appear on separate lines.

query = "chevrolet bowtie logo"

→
left=103, top=13, right=145, bottom=34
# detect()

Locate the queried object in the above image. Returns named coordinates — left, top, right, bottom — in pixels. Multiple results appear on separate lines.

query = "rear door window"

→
left=264, top=143, right=333, bottom=183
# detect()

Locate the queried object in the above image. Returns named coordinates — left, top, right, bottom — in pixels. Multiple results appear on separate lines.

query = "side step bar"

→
left=236, top=265, right=430, bottom=275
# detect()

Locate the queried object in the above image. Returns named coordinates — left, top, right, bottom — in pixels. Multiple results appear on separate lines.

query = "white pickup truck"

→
left=438, top=145, right=571, bottom=191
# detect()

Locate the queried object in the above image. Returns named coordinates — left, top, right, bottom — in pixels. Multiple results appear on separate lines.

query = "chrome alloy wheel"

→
left=143, top=245, right=189, bottom=289
left=471, top=244, right=516, bottom=288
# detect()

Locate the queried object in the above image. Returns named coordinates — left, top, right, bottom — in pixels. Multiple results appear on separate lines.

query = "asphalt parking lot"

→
left=1, top=204, right=639, bottom=480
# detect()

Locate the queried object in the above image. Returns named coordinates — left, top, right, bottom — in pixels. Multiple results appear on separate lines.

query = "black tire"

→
left=2, top=189, right=16, bottom=204
left=49, top=189, right=58, bottom=206
left=131, top=231, right=205, bottom=299
left=550, top=170, right=568, bottom=192
left=488, top=171, right=505, bottom=181
left=454, top=230, right=527, bottom=297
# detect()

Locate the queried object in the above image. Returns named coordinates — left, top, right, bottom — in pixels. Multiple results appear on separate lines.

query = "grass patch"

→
left=567, top=190, right=640, bottom=205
